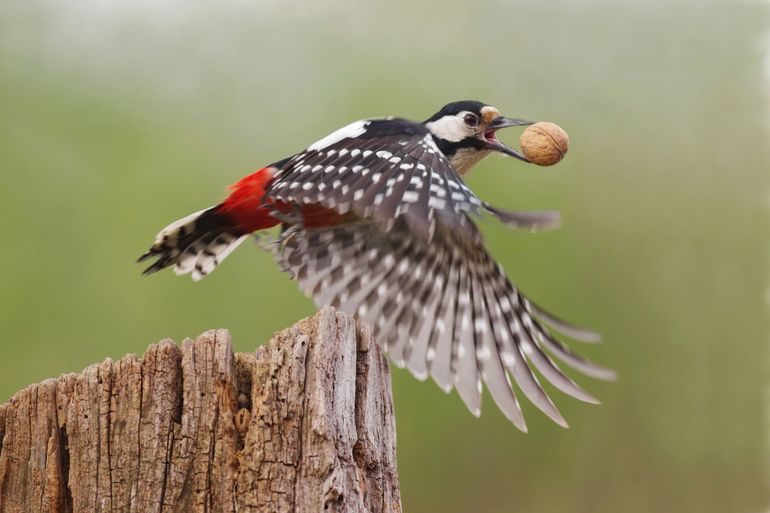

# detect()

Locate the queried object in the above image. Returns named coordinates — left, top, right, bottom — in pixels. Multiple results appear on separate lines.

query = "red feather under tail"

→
left=139, top=166, right=347, bottom=281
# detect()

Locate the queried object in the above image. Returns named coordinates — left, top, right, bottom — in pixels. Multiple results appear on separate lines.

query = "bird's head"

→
left=424, top=100, right=533, bottom=175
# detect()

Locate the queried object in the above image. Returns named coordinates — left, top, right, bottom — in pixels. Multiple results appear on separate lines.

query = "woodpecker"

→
left=139, top=100, right=615, bottom=432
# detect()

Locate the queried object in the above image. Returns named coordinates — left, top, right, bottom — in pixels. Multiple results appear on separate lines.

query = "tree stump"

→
left=0, top=308, right=401, bottom=513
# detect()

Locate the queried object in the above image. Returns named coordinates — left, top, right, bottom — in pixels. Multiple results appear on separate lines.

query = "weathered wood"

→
left=0, top=308, right=401, bottom=513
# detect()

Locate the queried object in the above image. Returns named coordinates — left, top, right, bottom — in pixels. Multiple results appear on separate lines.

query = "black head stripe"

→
left=424, top=100, right=488, bottom=123
left=432, top=136, right=486, bottom=157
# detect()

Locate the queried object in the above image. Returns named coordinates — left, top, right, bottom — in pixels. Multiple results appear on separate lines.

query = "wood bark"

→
left=0, top=308, right=401, bottom=513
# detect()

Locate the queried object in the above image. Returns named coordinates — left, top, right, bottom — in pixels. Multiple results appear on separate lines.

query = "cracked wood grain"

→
left=0, top=308, right=401, bottom=513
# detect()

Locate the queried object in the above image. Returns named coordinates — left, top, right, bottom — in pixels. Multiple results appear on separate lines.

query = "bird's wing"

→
left=273, top=218, right=616, bottom=431
left=265, top=117, right=546, bottom=241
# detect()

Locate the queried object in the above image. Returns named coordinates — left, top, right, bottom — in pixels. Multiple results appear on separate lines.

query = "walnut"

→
left=520, top=122, right=569, bottom=166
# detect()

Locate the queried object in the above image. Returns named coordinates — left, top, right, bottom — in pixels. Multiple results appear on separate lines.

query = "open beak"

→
left=482, top=116, right=534, bottom=163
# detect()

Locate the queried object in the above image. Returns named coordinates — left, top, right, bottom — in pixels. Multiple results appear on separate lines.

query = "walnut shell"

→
left=520, top=122, right=569, bottom=166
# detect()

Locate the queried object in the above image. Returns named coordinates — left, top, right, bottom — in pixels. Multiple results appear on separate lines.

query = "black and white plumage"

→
left=268, top=118, right=484, bottom=241
left=268, top=114, right=560, bottom=243
left=264, top=101, right=615, bottom=431
left=141, top=100, right=614, bottom=430
left=274, top=219, right=614, bottom=431
left=138, top=207, right=247, bottom=281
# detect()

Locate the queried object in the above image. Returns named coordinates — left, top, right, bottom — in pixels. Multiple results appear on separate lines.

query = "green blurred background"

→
left=1, top=0, right=768, bottom=511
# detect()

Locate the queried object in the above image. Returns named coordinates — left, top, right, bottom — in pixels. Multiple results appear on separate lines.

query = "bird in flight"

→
left=139, top=100, right=615, bottom=432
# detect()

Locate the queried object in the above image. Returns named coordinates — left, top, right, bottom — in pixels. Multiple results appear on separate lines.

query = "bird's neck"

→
left=427, top=133, right=491, bottom=176
left=446, top=147, right=492, bottom=176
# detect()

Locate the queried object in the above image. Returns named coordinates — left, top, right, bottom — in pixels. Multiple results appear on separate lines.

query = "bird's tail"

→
left=138, top=206, right=248, bottom=281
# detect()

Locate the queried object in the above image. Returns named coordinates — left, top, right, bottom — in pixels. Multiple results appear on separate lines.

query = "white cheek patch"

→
left=425, top=114, right=472, bottom=142
left=308, top=119, right=370, bottom=151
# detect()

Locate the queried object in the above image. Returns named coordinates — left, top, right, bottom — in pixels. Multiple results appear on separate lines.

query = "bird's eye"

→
left=463, top=113, right=479, bottom=127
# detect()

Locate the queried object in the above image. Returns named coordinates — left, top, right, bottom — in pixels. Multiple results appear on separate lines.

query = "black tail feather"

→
left=139, top=206, right=246, bottom=280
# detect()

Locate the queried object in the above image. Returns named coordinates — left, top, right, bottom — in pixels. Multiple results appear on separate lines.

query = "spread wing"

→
left=265, top=117, right=558, bottom=241
left=273, top=219, right=616, bottom=431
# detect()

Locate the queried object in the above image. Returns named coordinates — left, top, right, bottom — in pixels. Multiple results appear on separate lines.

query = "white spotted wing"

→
left=274, top=219, right=616, bottom=431
left=265, top=118, right=486, bottom=241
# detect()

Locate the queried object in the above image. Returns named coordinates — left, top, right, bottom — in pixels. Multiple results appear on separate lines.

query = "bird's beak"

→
left=482, top=116, right=534, bottom=163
